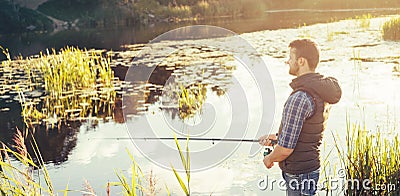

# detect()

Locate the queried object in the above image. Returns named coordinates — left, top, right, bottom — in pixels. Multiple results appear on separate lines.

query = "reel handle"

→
left=263, top=139, right=277, bottom=156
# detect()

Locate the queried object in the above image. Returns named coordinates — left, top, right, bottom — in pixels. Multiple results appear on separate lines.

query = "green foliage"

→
left=0, top=129, right=55, bottom=195
left=355, top=13, right=372, bottom=29
left=156, top=0, right=198, bottom=6
left=34, top=47, right=115, bottom=123
left=382, top=17, right=400, bottom=41
left=178, top=84, right=206, bottom=120
left=333, top=119, right=400, bottom=195
left=0, top=132, right=170, bottom=195
left=0, top=0, right=53, bottom=34
left=37, top=0, right=99, bottom=21
left=111, top=149, right=147, bottom=196
left=35, top=47, right=114, bottom=97
left=38, top=0, right=136, bottom=27
left=171, top=135, right=190, bottom=195
left=1, top=46, right=116, bottom=125
left=298, top=23, right=312, bottom=39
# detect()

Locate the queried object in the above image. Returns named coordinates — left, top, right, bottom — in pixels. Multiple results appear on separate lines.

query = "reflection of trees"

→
left=0, top=100, right=25, bottom=147
left=27, top=121, right=81, bottom=165
left=112, top=98, right=125, bottom=123
left=0, top=99, right=81, bottom=165
left=0, top=95, right=120, bottom=165
left=121, top=81, right=149, bottom=119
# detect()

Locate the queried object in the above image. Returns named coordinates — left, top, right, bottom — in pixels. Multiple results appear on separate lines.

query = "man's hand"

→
left=263, top=155, right=274, bottom=169
left=262, top=145, right=294, bottom=170
left=258, top=134, right=278, bottom=146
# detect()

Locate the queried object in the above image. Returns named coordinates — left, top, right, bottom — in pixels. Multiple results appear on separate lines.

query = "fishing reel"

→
left=263, top=139, right=277, bottom=157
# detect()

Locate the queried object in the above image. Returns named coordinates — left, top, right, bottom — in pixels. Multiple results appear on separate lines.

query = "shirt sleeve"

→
left=278, top=91, right=315, bottom=149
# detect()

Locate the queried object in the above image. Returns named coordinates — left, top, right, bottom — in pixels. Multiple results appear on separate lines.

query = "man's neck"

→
left=296, top=70, right=315, bottom=77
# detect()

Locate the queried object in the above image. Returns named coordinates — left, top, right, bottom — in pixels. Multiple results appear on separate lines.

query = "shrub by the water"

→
left=382, top=17, right=400, bottom=41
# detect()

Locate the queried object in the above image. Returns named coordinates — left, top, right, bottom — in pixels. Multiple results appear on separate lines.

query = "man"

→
left=259, top=39, right=341, bottom=195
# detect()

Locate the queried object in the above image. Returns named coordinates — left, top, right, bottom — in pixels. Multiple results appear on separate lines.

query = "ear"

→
left=297, top=57, right=305, bottom=66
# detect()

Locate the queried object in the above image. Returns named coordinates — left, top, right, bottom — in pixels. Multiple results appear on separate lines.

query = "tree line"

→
left=1, top=0, right=400, bottom=34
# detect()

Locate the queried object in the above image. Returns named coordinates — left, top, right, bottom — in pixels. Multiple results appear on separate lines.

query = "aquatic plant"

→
left=319, top=139, right=342, bottom=195
left=333, top=118, right=400, bottom=195
left=171, top=135, right=191, bottom=196
left=110, top=149, right=148, bottom=196
left=1, top=46, right=117, bottom=126
left=382, top=17, right=400, bottom=41
left=298, top=23, right=312, bottom=39
left=326, top=25, right=350, bottom=42
left=327, top=30, right=335, bottom=42
left=0, top=130, right=162, bottom=195
left=355, top=14, right=372, bottom=29
left=352, top=49, right=361, bottom=102
left=178, top=83, right=207, bottom=120
left=0, top=128, right=55, bottom=195
left=393, top=64, right=400, bottom=76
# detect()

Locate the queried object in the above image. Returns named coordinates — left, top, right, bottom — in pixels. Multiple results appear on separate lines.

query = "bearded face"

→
left=286, top=48, right=300, bottom=76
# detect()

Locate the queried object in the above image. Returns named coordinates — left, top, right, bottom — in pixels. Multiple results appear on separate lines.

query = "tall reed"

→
left=110, top=149, right=160, bottom=196
left=382, top=17, right=400, bottom=41
left=111, top=149, right=145, bottom=196
left=355, top=13, right=372, bottom=29
left=333, top=118, right=400, bottom=195
left=0, top=131, right=164, bottom=195
left=171, top=134, right=190, bottom=196
left=178, top=83, right=206, bottom=120
left=10, top=46, right=117, bottom=126
left=0, top=128, right=54, bottom=195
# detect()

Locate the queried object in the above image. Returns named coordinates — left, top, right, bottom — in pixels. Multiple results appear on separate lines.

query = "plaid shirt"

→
left=278, top=91, right=315, bottom=149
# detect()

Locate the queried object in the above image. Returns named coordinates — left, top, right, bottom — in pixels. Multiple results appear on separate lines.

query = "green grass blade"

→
left=174, top=134, right=187, bottom=171
left=185, top=137, right=190, bottom=184
left=165, top=184, right=170, bottom=196
left=131, top=163, right=136, bottom=196
left=63, top=183, right=69, bottom=196
left=171, top=165, right=189, bottom=195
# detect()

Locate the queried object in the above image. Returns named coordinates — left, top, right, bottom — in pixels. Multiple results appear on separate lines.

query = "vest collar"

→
left=289, top=72, right=321, bottom=90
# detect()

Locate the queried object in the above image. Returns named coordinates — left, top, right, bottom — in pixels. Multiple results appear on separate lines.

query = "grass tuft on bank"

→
left=333, top=119, right=400, bottom=195
left=1, top=46, right=116, bottom=126
left=382, top=17, right=400, bottom=41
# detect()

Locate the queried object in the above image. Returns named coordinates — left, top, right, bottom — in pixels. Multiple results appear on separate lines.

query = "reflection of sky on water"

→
left=122, top=26, right=275, bottom=173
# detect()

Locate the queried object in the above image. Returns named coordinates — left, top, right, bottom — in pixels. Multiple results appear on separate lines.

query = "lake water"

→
left=1, top=8, right=400, bottom=60
left=1, top=9, right=400, bottom=195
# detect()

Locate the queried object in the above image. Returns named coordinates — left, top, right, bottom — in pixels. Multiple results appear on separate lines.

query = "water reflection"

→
left=122, top=42, right=235, bottom=122
left=0, top=43, right=236, bottom=165
left=27, top=121, right=81, bottom=164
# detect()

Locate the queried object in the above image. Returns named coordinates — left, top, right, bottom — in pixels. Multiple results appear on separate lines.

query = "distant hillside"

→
left=13, top=0, right=49, bottom=9
left=2, top=0, right=400, bottom=34
left=0, top=0, right=53, bottom=34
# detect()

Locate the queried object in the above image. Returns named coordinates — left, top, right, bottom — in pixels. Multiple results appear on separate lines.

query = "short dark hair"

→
left=289, top=39, right=320, bottom=70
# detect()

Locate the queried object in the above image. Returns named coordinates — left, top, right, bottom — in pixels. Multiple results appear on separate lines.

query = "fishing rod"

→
left=90, top=137, right=277, bottom=146
left=90, top=137, right=272, bottom=143
left=89, top=137, right=277, bottom=156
